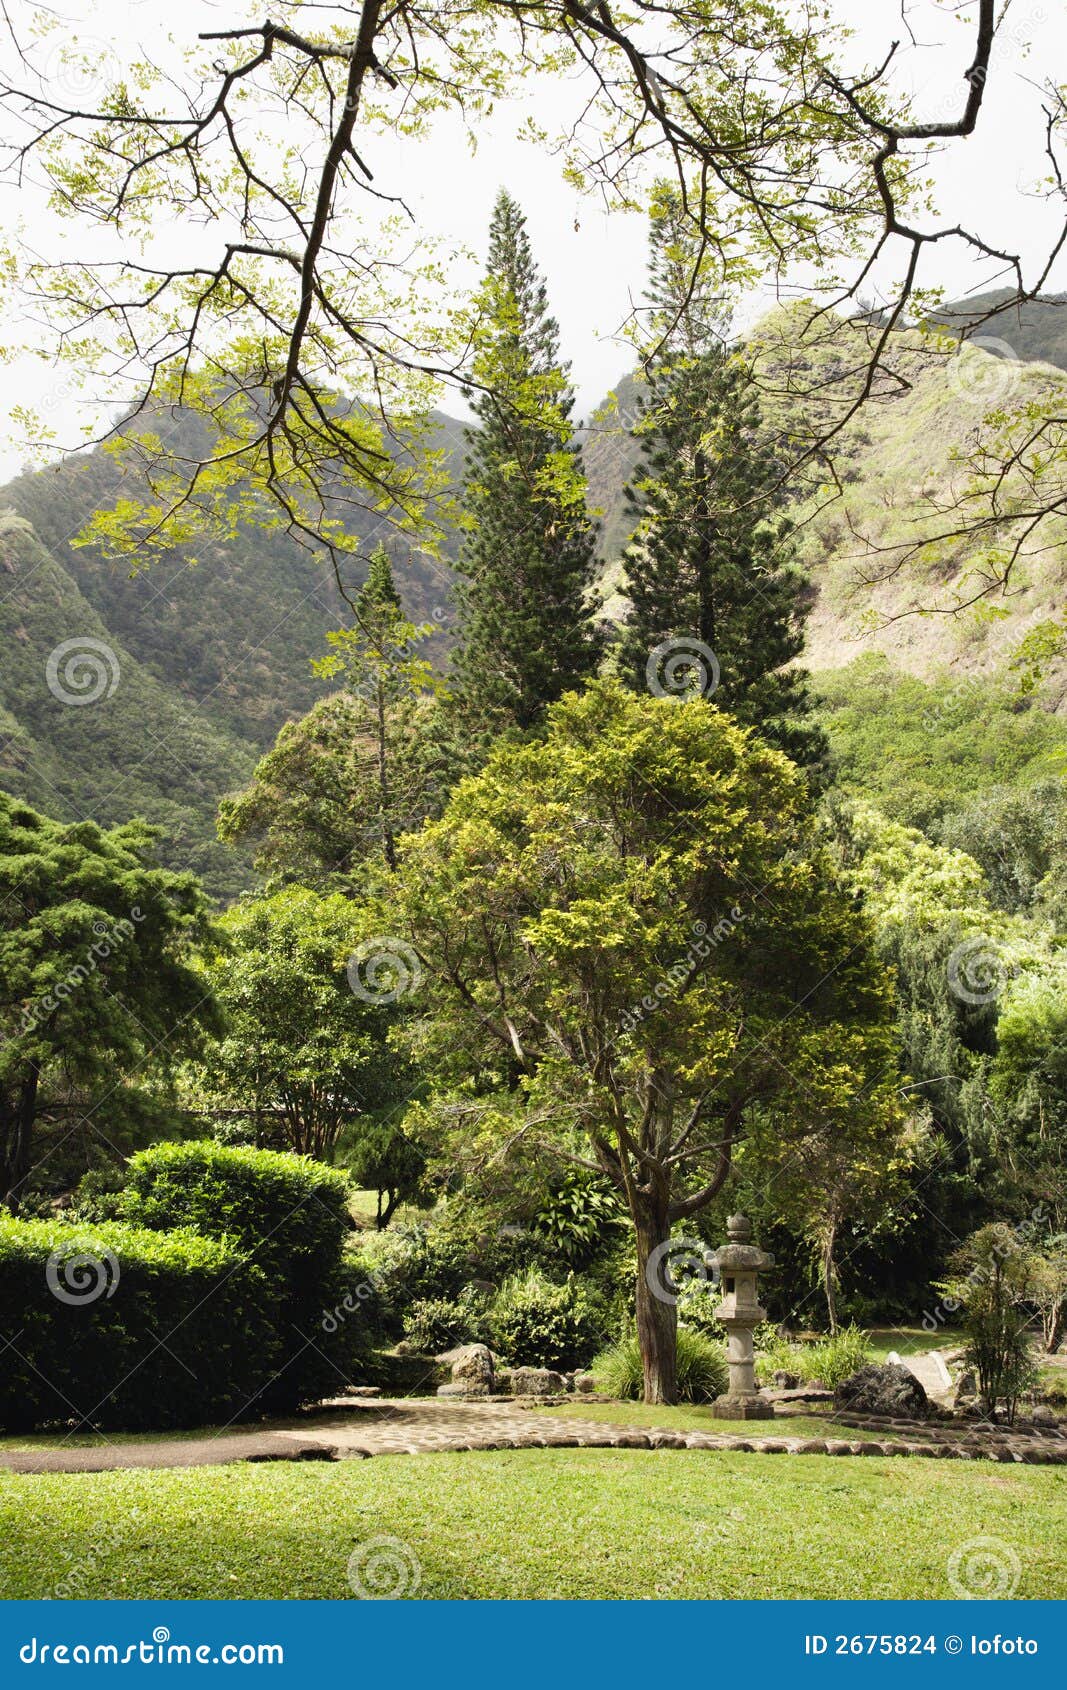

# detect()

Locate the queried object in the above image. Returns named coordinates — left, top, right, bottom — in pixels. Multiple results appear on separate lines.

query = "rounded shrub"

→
left=401, top=1289, right=490, bottom=1355
left=0, top=1216, right=279, bottom=1432
left=592, top=1328, right=728, bottom=1402
left=122, top=1139, right=350, bottom=1288
left=489, top=1269, right=605, bottom=1370
left=122, top=1140, right=358, bottom=1409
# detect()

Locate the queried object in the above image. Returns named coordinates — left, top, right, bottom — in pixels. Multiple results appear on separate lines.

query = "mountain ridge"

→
left=3, top=294, right=1067, bottom=895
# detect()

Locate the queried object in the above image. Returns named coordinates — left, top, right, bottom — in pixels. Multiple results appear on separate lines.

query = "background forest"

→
left=3, top=183, right=1067, bottom=1409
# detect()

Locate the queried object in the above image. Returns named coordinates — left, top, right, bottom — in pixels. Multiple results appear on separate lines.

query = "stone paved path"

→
left=2, top=1396, right=1064, bottom=1474
left=889, top=1349, right=953, bottom=1399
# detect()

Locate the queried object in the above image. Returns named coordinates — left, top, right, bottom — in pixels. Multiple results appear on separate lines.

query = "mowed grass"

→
left=865, top=1326, right=964, bottom=1360
left=539, top=1400, right=914, bottom=1441
left=2, top=1449, right=1064, bottom=1600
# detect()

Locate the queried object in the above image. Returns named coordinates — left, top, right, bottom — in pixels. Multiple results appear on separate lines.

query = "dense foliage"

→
left=193, top=888, right=407, bottom=1162
left=593, top=1330, right=728, bottom=1404
left=0, top=1215, right=278, bottom=1431
left=123, top=1139, right=359, bottom=1408
left=0, top=791, right=218, bottom=1209
left=387, top=680, right=903, bottom=1400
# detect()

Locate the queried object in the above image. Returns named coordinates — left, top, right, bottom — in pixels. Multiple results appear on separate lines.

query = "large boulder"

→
left=510, top=1367, right=567, bottom=1397
left=835, top=1362, right=929, bottom=1420
left=445, top=1343, right=495, bottom=1395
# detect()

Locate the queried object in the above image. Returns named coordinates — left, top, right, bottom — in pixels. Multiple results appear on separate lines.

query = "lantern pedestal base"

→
left=711, top=1393, right=775, bottom=1420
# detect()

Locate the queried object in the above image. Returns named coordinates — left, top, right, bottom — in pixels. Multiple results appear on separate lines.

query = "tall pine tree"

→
left=451, top=190, right=602, bottom=734
left=619, top=187, right=825, bottom=772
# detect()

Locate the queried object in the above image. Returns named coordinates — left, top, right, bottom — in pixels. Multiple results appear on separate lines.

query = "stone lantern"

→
left=710, top=1213, right=775, bottom=1420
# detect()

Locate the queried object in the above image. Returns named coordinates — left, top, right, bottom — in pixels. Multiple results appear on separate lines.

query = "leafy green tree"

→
left=387, top=681, right=900, bottom=1402
left=939, top=1224, right=1040, bottom=1424
left=313, top=547, right=442, bottom=870
left=198, top=887, right=407, bottom=1162
left=619, top=187, right=824, bottom=769
left=348, top=1119, right=428, bottom=1229
left=939, top=780, right=1066, bottom=915
left=0, top=793, right=218, bottom=1209
left=219, top=549, right=457, bottom=889
left=989, top=974, right=1067, bottom=1239
left=451, top=190, right=602, bottom=735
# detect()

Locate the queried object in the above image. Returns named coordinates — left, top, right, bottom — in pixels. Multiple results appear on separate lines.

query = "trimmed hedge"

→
left=122, top=1141, right=359, bottom=1409
left=0, top=1217, right=279, bottom=1432
left=122, top=1140, right=350, bottom=1288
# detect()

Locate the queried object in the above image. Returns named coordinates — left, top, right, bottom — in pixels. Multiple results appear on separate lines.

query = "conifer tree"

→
left=452, top=190, right=602, bottom=734
left=221, top=547, right=448, bottom=885
left=619, top=187, right=825, bottom=772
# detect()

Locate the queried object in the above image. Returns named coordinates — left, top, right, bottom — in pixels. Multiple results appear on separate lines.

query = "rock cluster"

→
left=434, top=1346, right=601, bottom=1400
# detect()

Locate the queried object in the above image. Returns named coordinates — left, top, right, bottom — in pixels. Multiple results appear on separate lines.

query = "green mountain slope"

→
left=4, top=301, right=1067, bottom=898
left=0, top=510, right=259, bottom=898
left=0, top=407, right=466, bottom=900
left=933, top=288, right=1067, bottom=372
left=6, top=408, right=463, bottom=751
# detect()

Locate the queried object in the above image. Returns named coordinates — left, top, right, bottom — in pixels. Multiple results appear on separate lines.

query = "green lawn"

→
left=866, top=1326, right=964, bottom=1360
left=540, top=1400, right=915, bottom=1442
left=2, top=1450, right=1063, bottom=1600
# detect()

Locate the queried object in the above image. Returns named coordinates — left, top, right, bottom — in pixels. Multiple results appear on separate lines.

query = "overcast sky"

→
left=1, top=0, right=1065, bottom=484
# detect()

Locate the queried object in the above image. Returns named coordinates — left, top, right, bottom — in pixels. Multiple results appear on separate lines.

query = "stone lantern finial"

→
left=710, top=1212, right=775, bottom=1421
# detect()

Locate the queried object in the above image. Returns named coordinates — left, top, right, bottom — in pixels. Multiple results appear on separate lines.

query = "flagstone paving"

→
left=2, top=1395, right=1064, bottom=1473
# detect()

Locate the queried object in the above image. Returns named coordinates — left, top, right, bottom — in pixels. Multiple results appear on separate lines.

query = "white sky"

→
left=1, top=0, right=1065, bottom=483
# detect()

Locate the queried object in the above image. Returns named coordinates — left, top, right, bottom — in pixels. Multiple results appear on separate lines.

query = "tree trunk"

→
left=376, top=680, right=396, bottom=873
left=1044, top=1301, right=1064, bottom=1355
left=821, top=1222, right=839, bottom=1335
left=0, top=1070, right=39, bottom=1214
left=634, top=1202, right=678, bottom=1405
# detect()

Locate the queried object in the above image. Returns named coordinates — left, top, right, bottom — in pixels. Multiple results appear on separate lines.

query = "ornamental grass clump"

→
left=593, top=1329, right=728, bottom=1402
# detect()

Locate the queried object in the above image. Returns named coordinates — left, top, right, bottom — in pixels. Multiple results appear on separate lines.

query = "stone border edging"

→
left=3, top=1395, right=1066, bottom=1473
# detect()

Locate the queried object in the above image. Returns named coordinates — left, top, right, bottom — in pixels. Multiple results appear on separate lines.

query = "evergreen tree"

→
left=220, top=546, right=451, bottom=885
left=451, top=190, right=602, bottom=734
left=619, top=187, right=825, bottom=771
